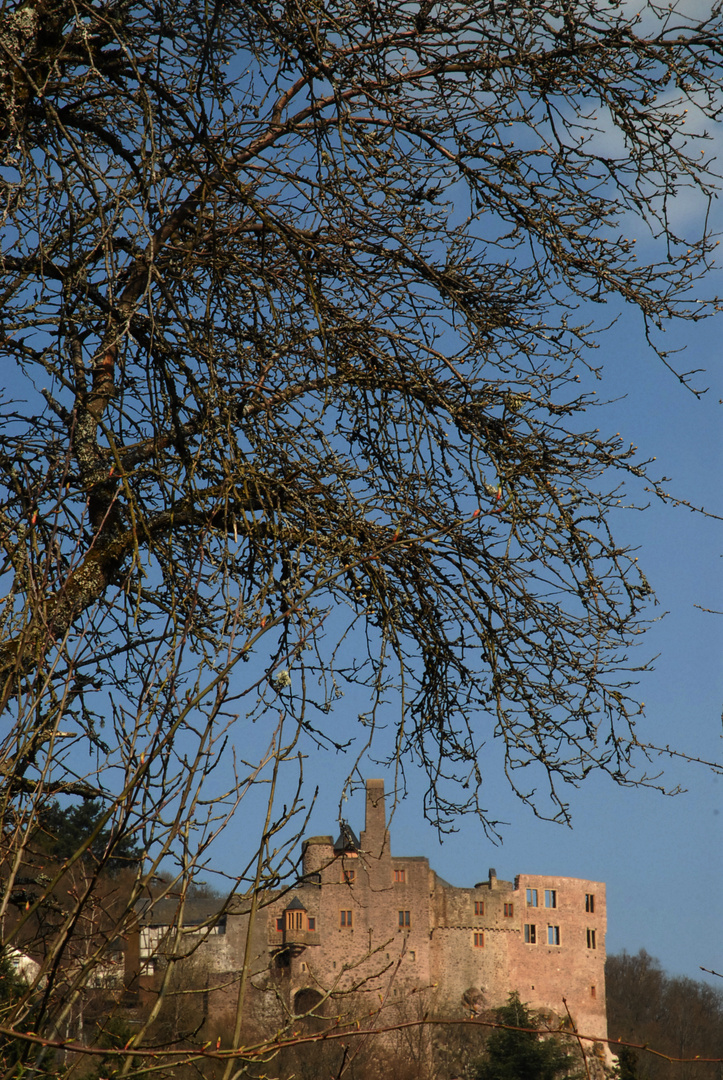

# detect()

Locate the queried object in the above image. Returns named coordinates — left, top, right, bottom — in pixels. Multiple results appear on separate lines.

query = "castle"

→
left=129, top=779, right=608, bottom=1049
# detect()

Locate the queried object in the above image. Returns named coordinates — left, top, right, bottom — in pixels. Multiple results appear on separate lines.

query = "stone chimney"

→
left=360, top=779, right=389, bottom=860
left=488, top=868, right=497, bottom=889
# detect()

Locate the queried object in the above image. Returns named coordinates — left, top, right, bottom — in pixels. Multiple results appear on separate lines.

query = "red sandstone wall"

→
left=507, top=875, right=607, bottom=1040
left=428, top=871, right=607, bottom=1041
left=130, top=781, right=608, bottom=1052
left=264, top=782, right=435, bottom=1009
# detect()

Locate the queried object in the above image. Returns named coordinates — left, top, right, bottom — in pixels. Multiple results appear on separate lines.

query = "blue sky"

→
left=216, top=74, right=723, bottom=987
left=199, top=227, right=723, bottom=985
left=176, top=76, right=723, bottom=984
left=283, top=298, right=723, bottom=987
left=307, top=71, right=723, bottom=983
left=202, top=308, right=721, bottom=984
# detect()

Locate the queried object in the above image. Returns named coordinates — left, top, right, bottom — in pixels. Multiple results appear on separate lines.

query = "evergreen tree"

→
left=613, top=1045, right=639, bottom=1080
left=37, top=799, right=142, bottom=874
left=476, top=992, right=578, bottom=1080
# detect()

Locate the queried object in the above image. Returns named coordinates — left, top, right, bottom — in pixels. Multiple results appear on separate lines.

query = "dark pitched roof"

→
left=135, top=897, right=226, bottom=928
left=333, top=821, right=360, bottom=853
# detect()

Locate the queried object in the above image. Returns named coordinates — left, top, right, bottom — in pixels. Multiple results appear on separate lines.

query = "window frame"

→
left=340, top=909, right=353, bottom=928
left=524, top=923, right=536, bottom=944
left=544, top=889, right=557, bottom=909
left=526, top=888, right=538, bottom=907
left=585, top=893, right=595, bottom=913
left=547, top=924, right=560, bottom=946
left=503, top=902, right=514, bottom=917
left=587, top=928, right=596, bottom=949
left=398, top=909, right=411, bottom=928
left=474, top=900, right=484, bottom=916
left=473, top=932, right=484, bottom=948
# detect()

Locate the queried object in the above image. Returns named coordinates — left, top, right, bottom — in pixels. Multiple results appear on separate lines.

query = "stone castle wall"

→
left=133, top=779, right=608, bottom=1046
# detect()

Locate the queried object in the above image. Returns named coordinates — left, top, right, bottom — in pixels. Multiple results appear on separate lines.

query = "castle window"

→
left=585, top=893, right=595, bottom=913
left=307, top=917, right=316, bottom=931
left=526, top=888, right=538, bottom=907
left=591, top=985, right=597, bottom=999
left=398, top=910, right=411, bottom=928
left=409, top=950, right=416, bottom=961
left=340, top=910, right=353, bottom=928
left=504, top=903, right=514, bottom=917
left=474, top=901, right=484, bottom=916
left=342, top=869, right=356, bottom=885
left=474, top=932, right=484, bottom=948
left=544, top=889, right=557, bottom=909
left=547, top=925, right=560, bottom=945
left=394, top=869, right=406, bottom=884
left=587, top=928, right=596, bottom=949
left=287, top=910, right=303, bottom=931
left=524, top=924, right=536, bottom=944
left=276, top=917, right=284, bottom=931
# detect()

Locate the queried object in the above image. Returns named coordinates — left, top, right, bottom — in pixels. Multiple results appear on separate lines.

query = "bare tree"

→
left=606, top=951, right=723, bottom=1080
left=0, top=0, right=722, bottom=1073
